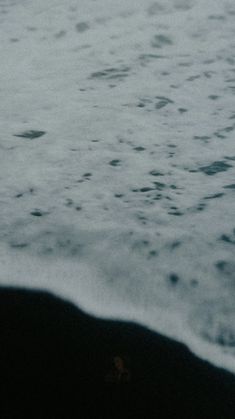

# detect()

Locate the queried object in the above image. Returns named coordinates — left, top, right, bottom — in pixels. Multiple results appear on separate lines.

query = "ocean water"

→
left=0, top=0, right=235, bottom=373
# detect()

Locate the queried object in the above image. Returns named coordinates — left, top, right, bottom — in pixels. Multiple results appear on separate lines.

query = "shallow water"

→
left=0, top=0, right=235, bottom=373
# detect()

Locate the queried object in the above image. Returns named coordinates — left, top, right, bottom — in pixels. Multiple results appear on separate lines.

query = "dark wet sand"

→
left=1, top=287, right=235, bottom=419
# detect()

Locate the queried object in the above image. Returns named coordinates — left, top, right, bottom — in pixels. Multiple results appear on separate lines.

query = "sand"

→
left=1, top=287, right=235, bottom=419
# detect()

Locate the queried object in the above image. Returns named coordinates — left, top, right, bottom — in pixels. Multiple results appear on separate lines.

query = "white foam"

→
left=1, top=0, right=235, bottom=374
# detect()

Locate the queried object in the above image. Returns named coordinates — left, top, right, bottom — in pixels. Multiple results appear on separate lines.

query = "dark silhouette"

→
left=1, top=287, right=235, bottom=418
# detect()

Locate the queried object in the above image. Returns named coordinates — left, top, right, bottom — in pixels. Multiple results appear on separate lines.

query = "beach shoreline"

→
left=1, top=287, right=235, bottom=418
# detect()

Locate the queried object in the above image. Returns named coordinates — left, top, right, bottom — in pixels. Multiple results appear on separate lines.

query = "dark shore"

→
left=1, top=287, right=235, bottom=419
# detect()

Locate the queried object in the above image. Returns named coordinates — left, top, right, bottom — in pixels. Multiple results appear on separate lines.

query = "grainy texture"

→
left=0, top=0, right=235, bottom=373
left=1, top=288, right=235, bottom=419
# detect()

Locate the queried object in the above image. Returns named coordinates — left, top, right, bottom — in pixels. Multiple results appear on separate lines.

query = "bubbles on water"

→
left=9, top=225, right=86, bottom=258
left=155, top=96, right=174, bottom=109
left=147, top=2, right=168, bottom=15
left=203, top=192, right=224, bottom=200
left=151, top=34, right=173, bottom=49
left=223, top=184, right=235, bottom=189
left=149, top=170, right=164, bottom=177
left=13, top=130, right=46, bottom=139
left=75, top=22, right=90, bottom=33
left=54, top=30, right=66, bottom=39
left=220, top=231, right=235, bottom=245
left=30, top=210, right=47, bottom=217
left=193, top=136, right=211, bottom=143
left=174, top=0, right=194, bottom=11
left=147, top=0, right=194, bottom=16
left=168, top=273, right=180, bottom=285
left=199, top=161, right=233, bottom=176
left=89, top=67, right=130, bottom=81
left=215, top=260, right=235, bottom=278
left=109, top=159, right=121, bottom=167
left=133, top=146, right=145, bottom=152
